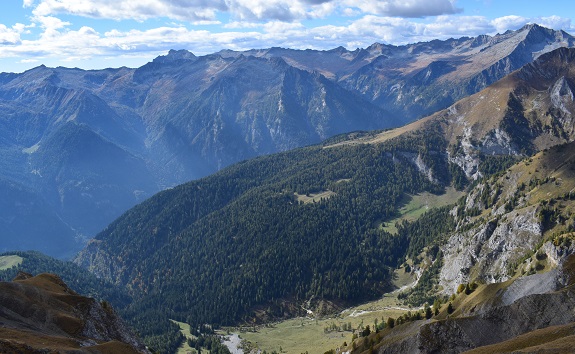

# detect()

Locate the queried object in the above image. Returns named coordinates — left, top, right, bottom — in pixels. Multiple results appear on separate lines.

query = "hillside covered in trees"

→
left=69, top=126, right=474, bottom=347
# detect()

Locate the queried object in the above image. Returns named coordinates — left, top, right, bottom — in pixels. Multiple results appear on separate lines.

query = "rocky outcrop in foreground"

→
left=0, top=272, right=150, bottom=353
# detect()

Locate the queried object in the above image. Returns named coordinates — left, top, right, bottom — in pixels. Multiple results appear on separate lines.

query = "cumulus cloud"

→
left=30, top=0, right=227, bottom=21
left=25, top=0, right=323, bottom=22
left=346, top=0, right=462, bottom=18
left=423, top=15, right=494, bottom=37
left=536, top=16, right=574, bottom=32
left=490, top=15, right=528, bottom=33
left=0, top=24, right=25, bottom=45
left=225, top=0, right=306, bottom=21
left=24, top=0, right=464, bottom=23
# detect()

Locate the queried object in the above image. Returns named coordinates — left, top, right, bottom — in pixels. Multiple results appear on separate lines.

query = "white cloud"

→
left=221, top=0, right=334, bottom=21
left=263, top=21, right=305, bottom=33
left=31, top=0, right=227, bottom=21
left=27, top=0, right=327, bottom=22
left=0, top=24, right=25, bottom=45
left=225, top=0, right=305, bottom=21
left=308, top=2, right=337, bottom=19
left=423, top=15, right=494, bottom=37
left=342, top=7, right=361, bottom=17
left=490, top=15, right=528, bottom=33
left=223, top=21, right=263, bottom=29
left=345, top=0, right=462, bottom=18
left=536, top=16, right=574, bottom=32
left=191, top=20, right=223, bottom=26
left=26, top=0, right=464, bottom=23
left=19, top=58, right=40, bottom=63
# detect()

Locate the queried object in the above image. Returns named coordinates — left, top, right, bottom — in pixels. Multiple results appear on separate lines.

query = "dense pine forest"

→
left=90, top=139, right=441, bottom=318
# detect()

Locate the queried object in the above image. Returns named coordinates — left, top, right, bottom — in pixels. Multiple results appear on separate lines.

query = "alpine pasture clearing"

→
left=382, top=187, right=464, bottom=234
left=172, top=320, right=196, bottom=354
left=0, top=255, right=23, bottom=270
left=294, top=190, right=336, bottom=204
left=230, top=292, right=416, bottom=354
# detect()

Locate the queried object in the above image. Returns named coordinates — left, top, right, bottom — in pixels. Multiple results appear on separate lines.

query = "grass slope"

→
left=463, top=322, right=575, bottom=353
left=382, top=187, right=464, bottom=234
left=233, top=294, right=410, bottom=354
left=0, top=255, right=23, bottom=270
left=173, top=320, right=196, bottom=354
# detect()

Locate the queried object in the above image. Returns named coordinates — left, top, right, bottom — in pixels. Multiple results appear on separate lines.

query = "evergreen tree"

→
left=447, top=302, right=454, bottom=314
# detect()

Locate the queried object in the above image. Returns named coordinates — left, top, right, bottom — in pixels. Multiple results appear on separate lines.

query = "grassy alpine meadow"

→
left=0, top=255, right=23, bottom=270
left=226, top=269, right=418, bottom=354
left=293, top=190, right=337, bottom=204
left=382, top=187, right=464, bottom=234
left=173, top=320, right=196, bottom=354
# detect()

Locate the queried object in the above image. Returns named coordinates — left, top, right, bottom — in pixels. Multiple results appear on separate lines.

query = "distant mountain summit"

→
left=0, top=24, right=572, bottom=258
left=220, top=23, right=575, bottom=122
left=152, top=49, right=197, bottom=63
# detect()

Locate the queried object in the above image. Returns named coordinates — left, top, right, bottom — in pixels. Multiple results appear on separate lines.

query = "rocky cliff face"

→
left=440, top=204, right=542, bottom=292
left=0, top=272, right=149, bottom=353
left=368, top=253, right=575, bottom=354
left=440, top=136, right=575, bottom=294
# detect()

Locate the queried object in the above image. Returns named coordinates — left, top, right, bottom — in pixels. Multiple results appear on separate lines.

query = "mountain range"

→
left=1, top=24, right=573, bottom=258
left=220, top=23, right=575, bottom=121
left=3, top=23, right=575, bottom=354
left=69, top=45, right=575, bottom=352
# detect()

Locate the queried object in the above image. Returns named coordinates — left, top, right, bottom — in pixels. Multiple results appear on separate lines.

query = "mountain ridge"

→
left=219, top=24, right=575, bottom=121
left=1, top=24, right=573, bottom=259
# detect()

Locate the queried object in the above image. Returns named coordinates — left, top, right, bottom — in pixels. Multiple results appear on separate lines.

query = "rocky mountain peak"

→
left=521, top=22, right=567, bottom=44
left=152, top=49, right=197, bottom=63
left=518, top=46, right=575, bottom=82
left=327, top=45, right=348, bottom=54
left=470, top=34, right=490, bottom=48
left=520, top=22, right=547, bottom=32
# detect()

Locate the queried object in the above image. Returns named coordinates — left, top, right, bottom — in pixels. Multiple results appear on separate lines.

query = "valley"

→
left=3, top=24, right=575, bottom=354
left=227, top=267, right=417, bottom=354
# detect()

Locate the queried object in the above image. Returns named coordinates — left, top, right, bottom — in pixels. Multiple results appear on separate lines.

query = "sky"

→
left=0, top=0, right=574, bottom=73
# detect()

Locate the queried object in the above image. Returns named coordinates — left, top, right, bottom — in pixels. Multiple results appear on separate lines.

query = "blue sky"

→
left=0, top=0, right=573, bottom=73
